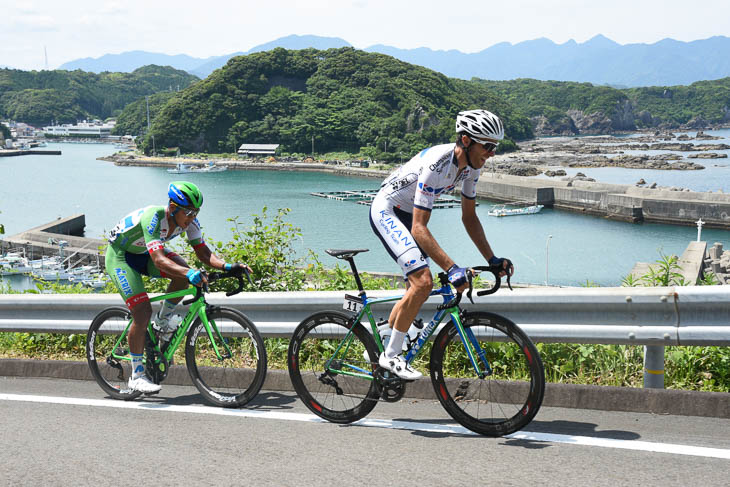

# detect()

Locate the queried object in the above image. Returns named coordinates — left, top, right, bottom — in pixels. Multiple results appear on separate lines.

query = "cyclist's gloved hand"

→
left=186, top=268, right=204, bottom=285
left=447, top=264, right=468, bottom=288
left=489, top=256, right=505, bottom=268
left=224, top=262, right=252, bottom=275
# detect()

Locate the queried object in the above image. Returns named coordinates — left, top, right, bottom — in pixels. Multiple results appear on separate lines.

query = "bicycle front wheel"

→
left=86, top=306, right=143, bottom=401
left=288, top=311, right=380, bottom=423
left=185, top=307, right=267, bottom=407
left=430, top=311, right=545, bottom=437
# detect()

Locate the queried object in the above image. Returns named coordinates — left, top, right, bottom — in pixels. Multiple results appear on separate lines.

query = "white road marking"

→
left=2, top=393, right=729, bottom=460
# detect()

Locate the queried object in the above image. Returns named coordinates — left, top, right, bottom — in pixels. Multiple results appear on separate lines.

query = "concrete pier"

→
left=475, top=173, right=730, bottom=229
left=1, top=215, right=104, bottom=269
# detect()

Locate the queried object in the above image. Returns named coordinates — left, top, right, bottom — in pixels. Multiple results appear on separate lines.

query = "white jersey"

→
left=378, top=143, right=480, bottom=212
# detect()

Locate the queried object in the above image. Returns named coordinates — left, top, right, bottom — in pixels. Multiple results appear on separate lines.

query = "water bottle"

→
left=377, top=321, right=392, bottom=349
left=155, top=314, right=181, bottom=343
left=405, top=318, right=424, bottom=351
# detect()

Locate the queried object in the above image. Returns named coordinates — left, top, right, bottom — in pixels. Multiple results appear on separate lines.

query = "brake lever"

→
left=243, top=268, right=254, bottom=287
left=465, top=270, right=475, bottom=304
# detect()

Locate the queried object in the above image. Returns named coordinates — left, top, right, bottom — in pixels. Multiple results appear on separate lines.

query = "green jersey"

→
left=108, top=205, right=205, bottom=254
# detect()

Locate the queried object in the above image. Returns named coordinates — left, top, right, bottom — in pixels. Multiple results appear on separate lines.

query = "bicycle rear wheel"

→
left=186, top=306, right=267, bottom=407
left=430, top=311, right=545, bottom=437
left=288, top=311, right=380, bottom=423
left=86, top=306, right=143, bottom=401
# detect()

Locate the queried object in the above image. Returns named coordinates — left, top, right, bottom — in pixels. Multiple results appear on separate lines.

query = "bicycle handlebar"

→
left=182, top=268, right=254, bottom=305
left=436, top=259, right=513, bottom=310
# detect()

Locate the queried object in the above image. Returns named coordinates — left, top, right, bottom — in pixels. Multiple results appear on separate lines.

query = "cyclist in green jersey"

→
left=105, top=181, right=250, bottom=393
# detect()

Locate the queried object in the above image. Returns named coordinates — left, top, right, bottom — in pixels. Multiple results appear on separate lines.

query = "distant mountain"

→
left=59, top=35, right=351, bottom=78
left=188, top=34, right=351, bottom=77
left=58, top=34, right=730, bottom=87
left=59, top=50, right=212, bottom=73
left=365, top=35, right=730, bottom=87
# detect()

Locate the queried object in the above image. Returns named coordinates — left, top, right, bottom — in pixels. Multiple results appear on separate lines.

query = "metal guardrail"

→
left=1, top=286, right=729, bottom=388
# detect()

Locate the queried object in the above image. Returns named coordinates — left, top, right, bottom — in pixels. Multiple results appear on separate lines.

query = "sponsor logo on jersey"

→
left=403, top=258, right=417, bottom=268
left=418, top=182, right=452, bottom=196
left=114, top=268, right=133, bottom=296
left=378, top=211, right=413, bottom=247
left=146, top=212, right=160, bottom=235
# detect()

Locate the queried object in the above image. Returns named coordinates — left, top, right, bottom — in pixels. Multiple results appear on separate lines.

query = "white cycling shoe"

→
left=378, top=353, right=422, bottom=380
left=128, top=374, right=162, bottom=393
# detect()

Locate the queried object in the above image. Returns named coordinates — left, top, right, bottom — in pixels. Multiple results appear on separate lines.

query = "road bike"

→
left=288, top=249, right=545, bottom=436
left=86, top=269, right=267, bottom=407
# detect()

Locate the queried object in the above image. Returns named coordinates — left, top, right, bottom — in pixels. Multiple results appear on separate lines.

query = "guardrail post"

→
left=643, top=345, right=665, bottom=389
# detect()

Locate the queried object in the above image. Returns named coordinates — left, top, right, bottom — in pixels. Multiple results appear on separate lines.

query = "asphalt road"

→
left=1, top=377, right=729, bottom=486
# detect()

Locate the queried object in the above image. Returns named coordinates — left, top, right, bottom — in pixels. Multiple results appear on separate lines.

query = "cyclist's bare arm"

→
left=149, top=249, right=194, bottom=280
left=193, top=244, right=226, bottom=270
left=461, top=197, right=513, bottom=277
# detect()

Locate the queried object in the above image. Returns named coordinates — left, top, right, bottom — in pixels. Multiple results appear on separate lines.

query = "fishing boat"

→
left=193, top=161, right=227, bottom=173
left=167, top=163, right=195, bottom=174
left=487, top=204, right=544, bottom=217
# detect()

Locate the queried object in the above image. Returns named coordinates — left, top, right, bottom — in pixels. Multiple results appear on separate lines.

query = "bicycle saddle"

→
left=325, top=248, right=369, bottom=259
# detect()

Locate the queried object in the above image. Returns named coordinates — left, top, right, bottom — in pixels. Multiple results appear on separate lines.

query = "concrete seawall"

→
left=475, top=173, right=730, bottom=229
left=1, top=215, right=104, bottom=268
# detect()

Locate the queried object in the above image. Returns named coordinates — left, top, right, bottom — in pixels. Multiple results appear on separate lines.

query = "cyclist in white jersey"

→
left=369, top=109, right=514, bottom=380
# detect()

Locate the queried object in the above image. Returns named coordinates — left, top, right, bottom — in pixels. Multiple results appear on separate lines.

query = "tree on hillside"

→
left=139, top=47, right=532, bottom=156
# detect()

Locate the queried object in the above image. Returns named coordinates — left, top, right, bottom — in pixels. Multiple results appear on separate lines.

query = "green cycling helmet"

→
left=168, top=181, right=203, bottom=209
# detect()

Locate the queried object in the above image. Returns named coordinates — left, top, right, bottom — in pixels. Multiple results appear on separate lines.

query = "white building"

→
left=43, top=120, right=116, bottom=137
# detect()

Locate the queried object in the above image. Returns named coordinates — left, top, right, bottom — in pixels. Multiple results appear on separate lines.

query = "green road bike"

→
left=86, top=270, right=267, bottom=407
left=288, top=249, right=545, bottom=437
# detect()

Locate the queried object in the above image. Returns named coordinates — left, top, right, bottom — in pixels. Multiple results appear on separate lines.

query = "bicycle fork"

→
left=452, top=310, right=493, bottom=379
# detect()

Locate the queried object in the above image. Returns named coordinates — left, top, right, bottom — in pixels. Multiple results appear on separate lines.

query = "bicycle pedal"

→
left=143, top=390, right=160, bottom=396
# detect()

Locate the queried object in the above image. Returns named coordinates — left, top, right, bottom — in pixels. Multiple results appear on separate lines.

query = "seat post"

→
left=345, top=257, right=365, bottom=294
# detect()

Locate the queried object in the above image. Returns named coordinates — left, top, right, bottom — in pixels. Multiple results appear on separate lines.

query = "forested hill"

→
left=479, top=78, right=730, bottom=135
left=0, top=66, right=199, bottom=126
left=140, top=47, right=532, bottom=155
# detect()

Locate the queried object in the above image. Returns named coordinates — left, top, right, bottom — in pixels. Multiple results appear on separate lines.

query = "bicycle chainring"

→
left=374, top=366, right=406, bottom=402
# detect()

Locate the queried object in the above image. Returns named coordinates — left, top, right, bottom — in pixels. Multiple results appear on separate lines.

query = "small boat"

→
left=488, top=204, right=544, bottom=217
left=193, top=161, right=227, bottom=173
left=167, top=163, right=195, bottom=174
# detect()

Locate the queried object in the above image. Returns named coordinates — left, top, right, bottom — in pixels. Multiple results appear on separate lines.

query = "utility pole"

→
left=146, top=96, right=155, bottom=156
left=545, top=235, right=553, bottom=285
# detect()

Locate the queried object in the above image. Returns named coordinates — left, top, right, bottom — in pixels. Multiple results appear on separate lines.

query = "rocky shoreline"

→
left=487, top=130, right=729, bottom=186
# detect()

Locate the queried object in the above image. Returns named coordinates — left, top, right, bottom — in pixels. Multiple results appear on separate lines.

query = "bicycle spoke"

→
left=431, top=312, right=544, bottom=436
left=288, top=311, right=380, bottom=423
left=186, top=307, right=266, bottom=407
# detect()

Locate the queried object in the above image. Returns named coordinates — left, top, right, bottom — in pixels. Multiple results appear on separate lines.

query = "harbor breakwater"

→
left=0, top=215, right=104, bottom=268
left=105, top=155, right=730, bottom=229
left=475, top=173, right=730, bottom=229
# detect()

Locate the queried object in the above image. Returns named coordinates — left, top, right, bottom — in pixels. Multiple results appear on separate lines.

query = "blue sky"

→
left=2, top=0, right=729, bottom=70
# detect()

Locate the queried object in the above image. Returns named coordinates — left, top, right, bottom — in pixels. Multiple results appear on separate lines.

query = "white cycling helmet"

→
left=455, top=109, right=504, bottom=143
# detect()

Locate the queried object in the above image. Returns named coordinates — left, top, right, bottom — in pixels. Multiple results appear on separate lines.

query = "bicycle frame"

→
left=109, top=286, right=234, bottom=369
left=330, top=283, right=493, bottom=381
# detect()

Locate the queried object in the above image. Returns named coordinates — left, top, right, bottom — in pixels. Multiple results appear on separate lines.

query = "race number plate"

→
left=342, top=294, right=363, bottom=313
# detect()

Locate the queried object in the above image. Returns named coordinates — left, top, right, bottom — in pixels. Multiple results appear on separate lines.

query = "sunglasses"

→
left=175, top=205, right=199, bottom=217
left=480, top=142, right=499, bottom=153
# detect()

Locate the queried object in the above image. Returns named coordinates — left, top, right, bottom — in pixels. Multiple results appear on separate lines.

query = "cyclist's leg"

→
left=153, top=250, right=189, bottom=303
left=106, top=247, right=151, bottom=355
left=106, top=248, right=159, bottom=392
left=369, top=199, right=430, bottom=379
left=147, top=251, right=189, bottom=333
left=369, top=198, right=432, bottom=336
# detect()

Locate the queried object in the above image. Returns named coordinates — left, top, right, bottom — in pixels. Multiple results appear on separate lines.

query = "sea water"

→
left=1, top=139, right=728, bottom=287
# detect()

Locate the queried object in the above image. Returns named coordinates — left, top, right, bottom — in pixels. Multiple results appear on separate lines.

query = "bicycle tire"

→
left=86, top=306, right=143, bottom=401
left=430, top=311, right=545, bottom=437
left=288, top=311, right=380, bottom=423
left=186, top=306, right=267, bottom=407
